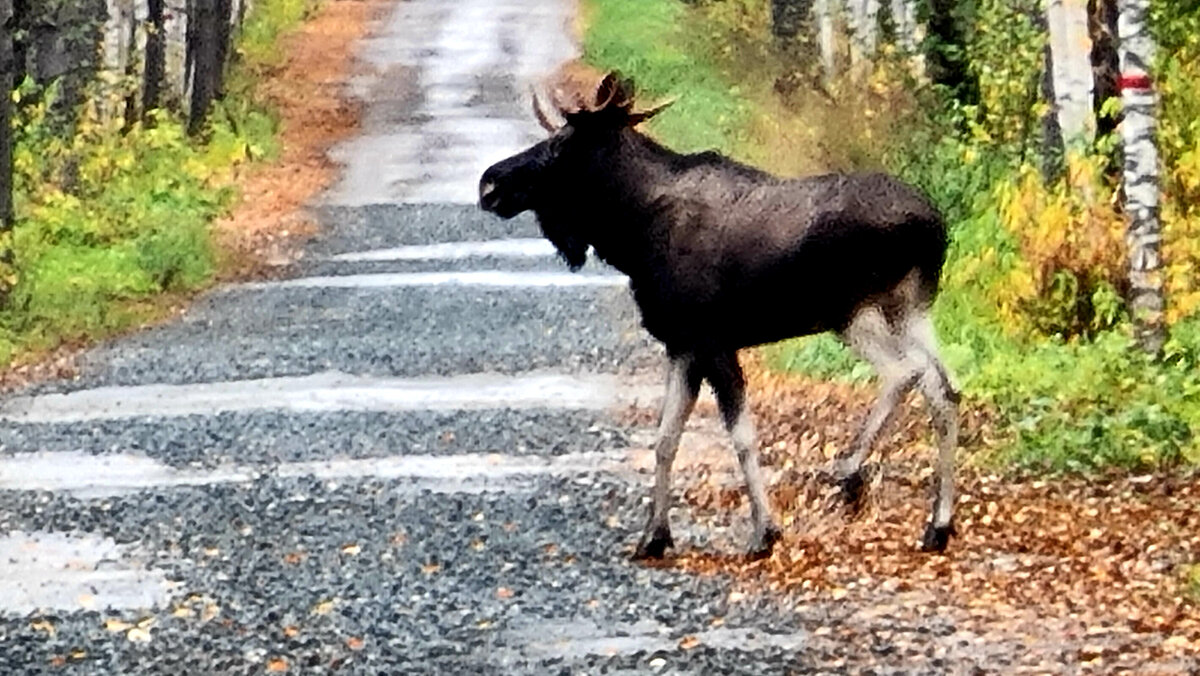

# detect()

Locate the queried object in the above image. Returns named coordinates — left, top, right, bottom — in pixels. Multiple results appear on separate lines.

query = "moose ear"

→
left=594, top=72, right=623, bottom=109
left=627, top=98, right=676, bottom=126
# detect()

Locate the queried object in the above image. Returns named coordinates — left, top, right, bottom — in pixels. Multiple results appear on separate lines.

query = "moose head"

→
left=478, top=68, right=673, bottom=269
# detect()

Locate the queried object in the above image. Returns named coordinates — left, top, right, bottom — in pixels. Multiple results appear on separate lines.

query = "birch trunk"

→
left=845, top=0, right=879, bottom=67
left=102, top=0, right=134, bottom=121
left=1046, top=0, right=1095, bottom=150
left=815, top=0, right=837, bottom=83
left=165, top=0, right=189, bottom=108
left=889, top=0, right=924, bottom=76
left=1117, top=0, right=1164, bottom=354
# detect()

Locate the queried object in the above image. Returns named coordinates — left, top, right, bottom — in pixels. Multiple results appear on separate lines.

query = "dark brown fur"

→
left=480, top=97, right=947, bottom=357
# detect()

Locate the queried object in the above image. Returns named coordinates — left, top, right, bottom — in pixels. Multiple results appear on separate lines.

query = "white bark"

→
left=164, top=0, right=189, bottom=106
left=1046, top=0, right=1095, bottom=149
left=101, top=0, right=135, bottom=120
left=845, top=0, right=880, bottom=65
left=815, top=0, right=837, bottom=83
left=1117, top=0, right=1164, bottom=353
left=889, top=0, right=925, bottom=76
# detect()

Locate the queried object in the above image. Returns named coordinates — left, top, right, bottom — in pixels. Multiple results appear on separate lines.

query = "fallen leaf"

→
left=311, top=600, right=335, bottom=616
left=30, top=619, right=56, bottom=637
left=77, top=594, right=96, bottom=610
left=126, top=627, right=152, bottom=643
left=340, top=543, right=361, bottom=556
left=346, top=636, right=365, bottom=651
left=104, top=619, right=132, bottom=633
left=421, top=563, right=441, bottom=575
left=283, top=551, right=305, bottom=565
left=283, top=625, right=300, bottom=638
left=496, top=587, right=514, bottom=599
left=679, top=635, right=701, bottom=650
left=266, top=657, right=288, bottom=672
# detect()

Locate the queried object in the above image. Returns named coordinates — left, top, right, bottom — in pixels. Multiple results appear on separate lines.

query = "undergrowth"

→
left=0, top=0, right=321, bottom=365
left=582, top=0, right=1200, bottom=474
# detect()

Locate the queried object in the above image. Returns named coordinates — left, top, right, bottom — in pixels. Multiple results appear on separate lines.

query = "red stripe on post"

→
left=1119, top=73, right=1153, bottom=92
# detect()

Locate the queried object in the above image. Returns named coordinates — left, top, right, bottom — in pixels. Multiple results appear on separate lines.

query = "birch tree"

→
left=1046, top=0, right=1095, bottom=150
left=1117, top=0, right=1164, bottom=354
left=815, top=0, right=836, bottom=83
left=844, top=0, right=880, bottom=67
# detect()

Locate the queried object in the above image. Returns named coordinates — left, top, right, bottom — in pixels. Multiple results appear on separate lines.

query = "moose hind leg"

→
left=837, top=306, right=920, bottom=505
left=905, top=313, right=960, bottom=552
left=634, top=354, right=701, bottom=560
left=708, top=352, right=781, bottom=558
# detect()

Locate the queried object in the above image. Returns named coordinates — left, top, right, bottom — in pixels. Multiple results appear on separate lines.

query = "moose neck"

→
left=539, top=128, right=679, bottom=279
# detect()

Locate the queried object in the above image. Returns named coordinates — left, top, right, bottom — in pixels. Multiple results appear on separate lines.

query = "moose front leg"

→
left=633, top=354, right=700, bottom=560
left=708, top=352, right=781, bottom=559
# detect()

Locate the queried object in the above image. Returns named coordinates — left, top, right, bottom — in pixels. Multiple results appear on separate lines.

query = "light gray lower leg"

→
left=838, top=307, right=917, bottom=479
left=836, top=370, right=919, bottom=478
left=729, top=405, right=778, bottom=549
left=906, top=311, right=960, bottom=551
left=635, top=356, right=698, bottom=558
left=922, top=367, right=959, bottom=529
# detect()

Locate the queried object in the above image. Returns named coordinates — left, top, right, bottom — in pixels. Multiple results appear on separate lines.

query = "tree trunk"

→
left=1089, top=0, right=1120, bottom=142
left=10, top=0, right=26, bottom=87
left=845, top=0, right=880, bottom=66
left=815, top=0, right=836, bottom=84
left=187, top=0, right=218, bottom=135
left=1046, top=0, right=1095, bottom=150
left=144, top=0, right=165, bottom=116
left=772, top=0, right=814, bottom=42
left=1036, top=9, right=1066, bottom=182
left=0, top=0, right=15, bottom=304
left=889, top=0, right=924, bottom=75
left=1117, top=0, right=1164, bottom=355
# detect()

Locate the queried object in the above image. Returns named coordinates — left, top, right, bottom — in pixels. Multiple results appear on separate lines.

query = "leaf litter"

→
left=641, top=354, right=1200, bottom=670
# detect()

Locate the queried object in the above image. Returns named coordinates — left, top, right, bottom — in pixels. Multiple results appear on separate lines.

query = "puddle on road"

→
left=327, top=238, right=556, bottom=262
left=0, top=371, right=660, bottom=424
left=0, top=531, right=178, bottom=616
left=0, top=450, right=634, bottom=498
left=230, top=270, right=626, bottom=291
left=505, top=617, right=807, bottom=660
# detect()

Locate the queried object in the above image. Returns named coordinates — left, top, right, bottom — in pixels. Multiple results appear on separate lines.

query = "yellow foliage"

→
left=996, top=156, right=1128, bottom=338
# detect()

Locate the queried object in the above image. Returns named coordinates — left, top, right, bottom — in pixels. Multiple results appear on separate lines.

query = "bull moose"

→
left=478, top=67, right=959, bottom=560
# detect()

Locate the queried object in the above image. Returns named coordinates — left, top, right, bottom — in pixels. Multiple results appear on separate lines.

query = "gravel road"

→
left=0, top=0, right=1115, bottom=673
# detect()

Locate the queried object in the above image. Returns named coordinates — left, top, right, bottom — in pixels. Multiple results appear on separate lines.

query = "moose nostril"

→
left=480, top=181, right=497, bottom=199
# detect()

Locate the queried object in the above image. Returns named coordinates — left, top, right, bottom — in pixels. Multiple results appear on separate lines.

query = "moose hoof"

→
left=748, top=525, right=783, bottom=560
left=839, top=471, right=866, bottom=507
left=920, top=522, right=957, bottom=553
left=633, top=526, right=674, bottom=560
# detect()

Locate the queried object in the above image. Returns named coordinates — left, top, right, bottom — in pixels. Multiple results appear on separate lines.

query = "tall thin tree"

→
left=143, top=0, right=165, bottom=118
left=1117, top=0, right=1164, bottom=354
left=0, top=0, right=14, bottom=304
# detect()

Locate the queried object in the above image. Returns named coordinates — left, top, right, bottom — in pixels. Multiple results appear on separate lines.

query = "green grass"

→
left=582, top=0, right=1200, bottom=475
left=0, top=0, right=319, bottom=365
left=581, top=0, right=754, bottom=155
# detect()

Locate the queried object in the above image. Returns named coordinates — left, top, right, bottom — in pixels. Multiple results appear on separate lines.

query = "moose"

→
left=478, top=67, right=960, bottom=560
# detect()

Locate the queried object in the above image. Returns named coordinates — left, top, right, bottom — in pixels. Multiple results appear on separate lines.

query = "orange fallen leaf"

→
left=679, top=635, right=701, bottom=650
left=266, top=657, right=288, bottom=672
left=283, top=625, right=300, bottom=638
left=496, top=587, right=514, bottom=599
left=346, top=636, right=365, bottom=651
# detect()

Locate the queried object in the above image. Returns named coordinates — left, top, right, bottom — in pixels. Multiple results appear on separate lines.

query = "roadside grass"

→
left=0, top=0, right=321, bottom=367
left=582, top=0, right=1200, bottom=474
